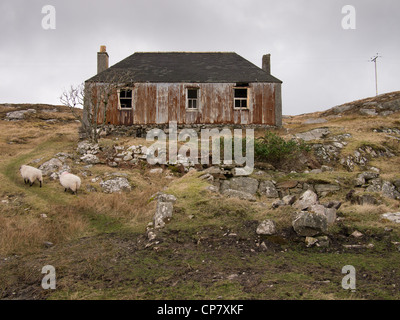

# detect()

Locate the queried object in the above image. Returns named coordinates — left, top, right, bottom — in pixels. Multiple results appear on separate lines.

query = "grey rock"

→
left=331, top=104, right=352, bottom=114
left=256, top=220, right=277, bottom=235
left=314, top=184, right=341, bottom=194
left=282, top=195, right=296, bottom=206
left=382, top=181, right=400, bottom=200
left=80, top=154, right=100, bottom=164
left=293, top=190, right=318, bottom=211
left=292, top=211, right=328, bottom=237
left=77, top=141, right=99, bottom=155
left=149, top=168, right=163, bottom=174
left=382, top=213, right=400, bottom=224
left=108, top=162, right=118, bottom=167
left=272, top=199, right=286, bottom=208
left=258, top=180, right=279, bottom=198
left=323, top=201, right=342, bottom=210
left=222, top=189, right=256, bottom=202
left=220, top=177, right=259, bottom=195
left=5, top=109, right=36, bottom=120
left=154, top=202, right=174, bottom=229
left=151, top=192, right=177, bottom=204
left=310, top=204, right=337, bottom=225
left=303, top=118, right=327, bottom=124
left=100, top=177, right=131, bottom=193
left=39, top=158, right=63, bottom=176
left=295, top=128, right=330, bottom=141
left=360, top=109, right=378, bottom=116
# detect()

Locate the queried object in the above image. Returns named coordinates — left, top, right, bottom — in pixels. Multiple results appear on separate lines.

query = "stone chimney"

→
left=262, top=54, right=271, bottom=74
left=97, top=45, right=109, bottom=74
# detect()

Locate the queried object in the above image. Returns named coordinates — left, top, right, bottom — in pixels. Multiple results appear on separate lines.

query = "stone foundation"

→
left=99, top=123, right=276, bottom=138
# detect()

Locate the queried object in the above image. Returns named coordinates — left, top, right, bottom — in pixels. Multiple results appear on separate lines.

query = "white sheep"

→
left=59, top=172, right=81, bottom=195
left=20, top=165, right=43, bottom=187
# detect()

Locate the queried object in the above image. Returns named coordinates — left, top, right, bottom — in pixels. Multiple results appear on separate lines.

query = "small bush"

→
left=254, top=131, right=310, bottom=166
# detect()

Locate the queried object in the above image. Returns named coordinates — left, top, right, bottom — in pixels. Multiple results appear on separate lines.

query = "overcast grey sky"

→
left=0, top=0, right=399, bottom=115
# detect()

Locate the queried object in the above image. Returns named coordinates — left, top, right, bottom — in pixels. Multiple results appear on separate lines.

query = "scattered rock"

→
left=382, top=213, right=400, bottom=224
left=282, top=195, right=296, bottom=206
left=154, top=202, right=174, bottom=229
left=309, top=204, right=337, bottom=225
left=5, top=109, right=36, bottom=120
left=258, top=181, right=279, bottom=198
left=220, top=177, right=259, bottom=195
left=293, top=190, right=319, bottom=211
left=100, top=177, right=131, bottom=194
left=351, top=231, right=364, bottom=238
left=222, top=189, right=256, bottom=202
left=149, top=168, right=163, bottom=175
left=256, top=220, right=277, bottom=235
left=80, top=154, right=100, bottom=164
left=38, top=158, right=64, bottom=176
left=292, top=211, right=328, bottom=237
left=295, top=128, right=330, bottom=141
left=303, top=118, right=328, bottom=125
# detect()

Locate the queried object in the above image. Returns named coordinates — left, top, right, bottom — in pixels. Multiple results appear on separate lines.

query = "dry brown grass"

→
left=0, top=204, right=88, bottom=256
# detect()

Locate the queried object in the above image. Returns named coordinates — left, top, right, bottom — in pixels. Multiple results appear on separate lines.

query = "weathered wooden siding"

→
left=97, top=82, right=278, bottom=126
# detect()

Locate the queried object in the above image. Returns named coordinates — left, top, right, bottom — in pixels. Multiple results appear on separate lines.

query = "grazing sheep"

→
left=59, top=172, right=81, bottom=195
left=20, top=165, right=43, bottom=187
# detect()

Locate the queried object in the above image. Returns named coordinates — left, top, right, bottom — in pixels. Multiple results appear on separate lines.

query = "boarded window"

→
left=119, top=88, right=132, bottom=109
left=187, top=88, right=199, bottom=110
left=234, top=88, right=248, bottom=109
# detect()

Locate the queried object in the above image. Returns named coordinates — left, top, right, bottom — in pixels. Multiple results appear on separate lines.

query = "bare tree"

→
left=60, top=74, right=131, bottom=143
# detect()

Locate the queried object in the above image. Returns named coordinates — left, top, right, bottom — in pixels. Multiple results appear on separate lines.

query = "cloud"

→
left=0, top=0, right=399, bottom=115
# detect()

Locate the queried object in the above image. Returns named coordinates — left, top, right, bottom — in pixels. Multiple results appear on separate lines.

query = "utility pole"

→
left=370, top=53, right=381, bottom=96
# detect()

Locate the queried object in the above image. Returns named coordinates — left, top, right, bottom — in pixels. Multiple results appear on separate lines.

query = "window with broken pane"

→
left=234, top=88, right=248, bottom=109
left=187, top=88, right=199, bottom=109
left=119, top=89, right=132, bottom=109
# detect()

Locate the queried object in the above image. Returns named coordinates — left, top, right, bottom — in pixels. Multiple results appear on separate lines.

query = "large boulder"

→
left=309, top=204, right=337, bottom=225
left=100, top=177, right=131, bottom=193
left=292, top=211, right=328, bottom=237
left=293, top=190, right=318, bottom=211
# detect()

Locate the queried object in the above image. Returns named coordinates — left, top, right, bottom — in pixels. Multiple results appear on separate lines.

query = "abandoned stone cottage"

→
left=83, top=46, right=282, bottom=136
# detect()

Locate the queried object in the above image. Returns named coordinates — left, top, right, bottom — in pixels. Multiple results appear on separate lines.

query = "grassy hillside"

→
left=0, top=97, right=400, bottom=300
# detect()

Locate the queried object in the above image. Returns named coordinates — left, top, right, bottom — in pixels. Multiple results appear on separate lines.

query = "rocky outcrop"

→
left=5, top=109, right=36, bottom=120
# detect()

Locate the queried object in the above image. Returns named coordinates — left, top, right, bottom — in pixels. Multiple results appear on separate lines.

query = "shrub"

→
left=254, top=131, right=310, bottom=166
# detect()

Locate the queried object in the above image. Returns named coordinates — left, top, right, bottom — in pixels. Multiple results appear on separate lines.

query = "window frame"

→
left=117, top=87, right=133, bottom=110
left=186, top=87, right=200, bottom=111
left=233, top=86, right=250, bottom=110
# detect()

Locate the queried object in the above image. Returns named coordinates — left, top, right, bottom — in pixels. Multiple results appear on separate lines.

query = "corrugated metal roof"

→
left=86, top=52, right=282, bottom=84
